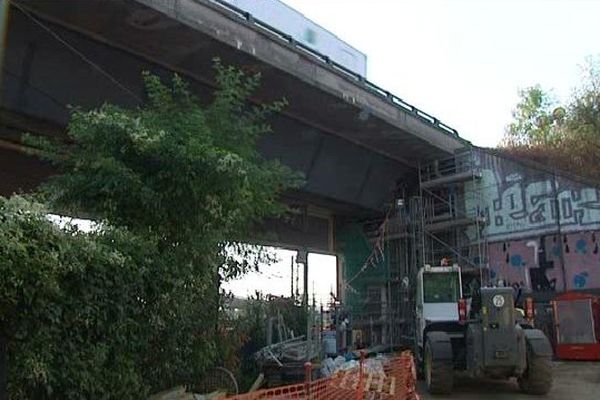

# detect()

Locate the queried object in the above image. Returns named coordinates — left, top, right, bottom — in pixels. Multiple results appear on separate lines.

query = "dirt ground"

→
left=417, top=361, right=600, bottom=399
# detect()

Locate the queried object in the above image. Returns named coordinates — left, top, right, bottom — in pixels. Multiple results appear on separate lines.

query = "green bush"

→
left=1, top=197, right=146, bottom=398
left=1, top=61, right=301, bottom=398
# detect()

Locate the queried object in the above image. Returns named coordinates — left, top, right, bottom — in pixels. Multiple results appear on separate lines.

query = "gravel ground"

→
left=417, top=361, right=600, bottom=399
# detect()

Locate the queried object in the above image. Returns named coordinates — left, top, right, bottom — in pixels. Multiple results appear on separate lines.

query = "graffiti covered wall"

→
left=466, top=151, right=600, bottom=242
left=466, top=150, right=600, bottom=292
left=488, top=232, right=600, bottom=292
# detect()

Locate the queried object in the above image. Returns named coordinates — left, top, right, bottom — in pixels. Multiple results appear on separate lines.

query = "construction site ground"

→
left=418, top=361, right=600, bottom=399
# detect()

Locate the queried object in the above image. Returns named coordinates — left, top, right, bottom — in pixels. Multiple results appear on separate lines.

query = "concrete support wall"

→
left=488, top=232, right=600, bottom=292
left=466, top=149, right=600, bottom=293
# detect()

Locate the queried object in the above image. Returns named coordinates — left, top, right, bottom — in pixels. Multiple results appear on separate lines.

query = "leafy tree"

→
left=219, top=293, right=308, bottom=391
left=3, top=60, right=302, bottom=399
left=502, top=57, right=600, bottom=180
left=503, top=85, right=565, bottom=147
left=565, top=58, right=600, bottom=164
left=28, top=60, right=300, bottom=274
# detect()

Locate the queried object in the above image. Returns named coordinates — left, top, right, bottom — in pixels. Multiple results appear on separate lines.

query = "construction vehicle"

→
left=415, top=264, right=553, bottom=395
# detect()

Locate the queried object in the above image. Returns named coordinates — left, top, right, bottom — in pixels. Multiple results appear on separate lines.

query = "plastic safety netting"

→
left=228, top=351, right=419, bottom=400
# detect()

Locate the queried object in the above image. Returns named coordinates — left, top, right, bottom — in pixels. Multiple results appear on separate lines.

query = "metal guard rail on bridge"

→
left=227, top=351, right=419, bottom=400
left=206, top=0, right=461, bottom=141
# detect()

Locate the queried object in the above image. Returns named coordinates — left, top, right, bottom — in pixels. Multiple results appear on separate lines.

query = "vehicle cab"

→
left=415, top=264, right=463, bottom=351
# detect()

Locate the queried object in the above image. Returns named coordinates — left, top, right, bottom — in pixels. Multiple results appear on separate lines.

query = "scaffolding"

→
left=416, top=148, right=488, bottom=273
left=338, top=148, right=489, bottom=350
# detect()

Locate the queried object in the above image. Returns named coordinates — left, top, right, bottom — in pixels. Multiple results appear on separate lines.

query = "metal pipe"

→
left=552, top=168, right=568, bottom=291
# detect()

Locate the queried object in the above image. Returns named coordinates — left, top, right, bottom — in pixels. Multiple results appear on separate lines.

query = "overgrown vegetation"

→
left=225, top=294, right=308, bottom=391
left=502, top=56, right=600, bottom=180
left=1, top=60, right=301, bottom=399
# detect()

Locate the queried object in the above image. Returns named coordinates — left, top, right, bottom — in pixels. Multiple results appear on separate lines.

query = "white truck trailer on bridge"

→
left=220, top=0, right=367, bottom=77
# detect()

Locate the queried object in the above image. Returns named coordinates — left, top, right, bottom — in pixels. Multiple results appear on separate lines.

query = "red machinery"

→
left=552, top=292, right=600, bottom=360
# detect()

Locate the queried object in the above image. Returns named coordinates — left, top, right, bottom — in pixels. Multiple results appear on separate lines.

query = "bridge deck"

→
left=2, top=0, right=470, bottom=251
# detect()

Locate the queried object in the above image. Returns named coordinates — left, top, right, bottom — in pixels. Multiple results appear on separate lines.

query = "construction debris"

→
left=254, top=335, right=320, bottom=387
left=321, top=355, right=387, bottom=378
left=247, top=373, right=265, bottom=392
left=147, top=387, right=194, bottom=400
left=320, top=356, right=347, bottom=377
left=194, top=391, right=227, bottom=400
left=255, top=335, right=320, bottom=365
left=148, top=387, right=226, bottom=400
left=226, top=351, right=419, bottom=400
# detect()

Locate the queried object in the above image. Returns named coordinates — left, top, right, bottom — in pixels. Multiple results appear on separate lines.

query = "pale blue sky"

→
left=282, top=0, right=600, bottom=147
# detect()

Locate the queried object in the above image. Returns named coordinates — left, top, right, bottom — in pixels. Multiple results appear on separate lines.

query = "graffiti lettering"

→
left=467, top=169, right=600, bottom=241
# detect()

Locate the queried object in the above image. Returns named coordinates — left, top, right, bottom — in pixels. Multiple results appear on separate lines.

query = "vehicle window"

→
left=423, top=272, right=460, bottom=303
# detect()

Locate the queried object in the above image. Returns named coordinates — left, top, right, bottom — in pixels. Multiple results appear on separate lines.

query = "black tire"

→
left=414, top=343, right=424, bottom=380
left=518, top=355, right=553, bottom=395
left=424, top=339, right=454, bottom=394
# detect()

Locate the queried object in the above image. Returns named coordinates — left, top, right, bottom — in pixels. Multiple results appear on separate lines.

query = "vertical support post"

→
left=311, top=287, right=316, bottom=360
left=320, top=304, right=324, bottom=335
left=266, top=317, right=273, bottom=346
left=304, top=361, right=312, bottom=382
left=337, top=255, right=344, bottom=307
left=356, top=350, right=366, bottom=400
left=417, top=162, right=426, bottom=267
left=305, top=260, right=311, bottom=361
left=471, top=148, right=485, bottom=284
left=297, top=249, right=311, bottom=361
left=304, top=361, right=312, bottom=398
left=299, top=251, right=308, bottom=307
left=0, top=0, right=9, bottom=75
left=295, top=262, right=300, bottom=298
left=552, top=169, right=568, bottom=292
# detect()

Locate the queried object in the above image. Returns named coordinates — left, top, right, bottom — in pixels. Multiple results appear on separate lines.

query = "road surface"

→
left=417, top=361, right=600, bottom=399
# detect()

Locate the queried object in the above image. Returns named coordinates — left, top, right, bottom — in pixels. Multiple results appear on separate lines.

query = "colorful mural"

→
left=463, top=150, right=600, bottom=292
left=488, top=232, right=600, bottom=292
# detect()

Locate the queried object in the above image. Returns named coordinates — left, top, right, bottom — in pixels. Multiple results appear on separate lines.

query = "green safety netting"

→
left=336, top=223, right=391, bottom=315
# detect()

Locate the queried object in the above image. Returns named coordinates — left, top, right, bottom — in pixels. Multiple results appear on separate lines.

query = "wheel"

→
left=414, top=343, right=424, bottom=380
left=424, top=339, right=454, bottom=394
left=518, top=354, right=553, bottom=395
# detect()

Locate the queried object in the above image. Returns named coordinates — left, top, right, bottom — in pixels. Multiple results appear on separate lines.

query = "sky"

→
left=222, top=250, right=337, bottom=306
left=279, top=0, right=600, bottom=147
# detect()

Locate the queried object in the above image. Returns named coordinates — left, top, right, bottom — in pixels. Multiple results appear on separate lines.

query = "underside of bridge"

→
left=1, top=0, right=468, bottom=255
left=1, top=0, right=472, bottom=347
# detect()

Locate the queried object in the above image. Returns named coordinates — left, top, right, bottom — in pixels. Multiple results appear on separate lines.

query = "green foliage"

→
left=7, top=61, right=302, bottom=398
left=502, top=56, right=600, bottom=180
left=566, top=58, right=600, bottom=151
left=220, top=293, right=307, bottom=391
left=26, top=58, right=302, bottom=279
left=503, top=85, right=565, bottom=147
left=28, top=60, right=300, bottom=261
left=1, top=196, right=154, bottom=398
left=0, top=196, right=235, bottom=398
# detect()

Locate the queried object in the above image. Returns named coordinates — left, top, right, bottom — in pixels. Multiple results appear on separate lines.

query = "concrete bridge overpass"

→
left=1, top=0, right=468, bottom=253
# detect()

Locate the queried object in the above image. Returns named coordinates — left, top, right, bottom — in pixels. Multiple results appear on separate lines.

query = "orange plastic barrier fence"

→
left=229, top=351, right=419, bottom=400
